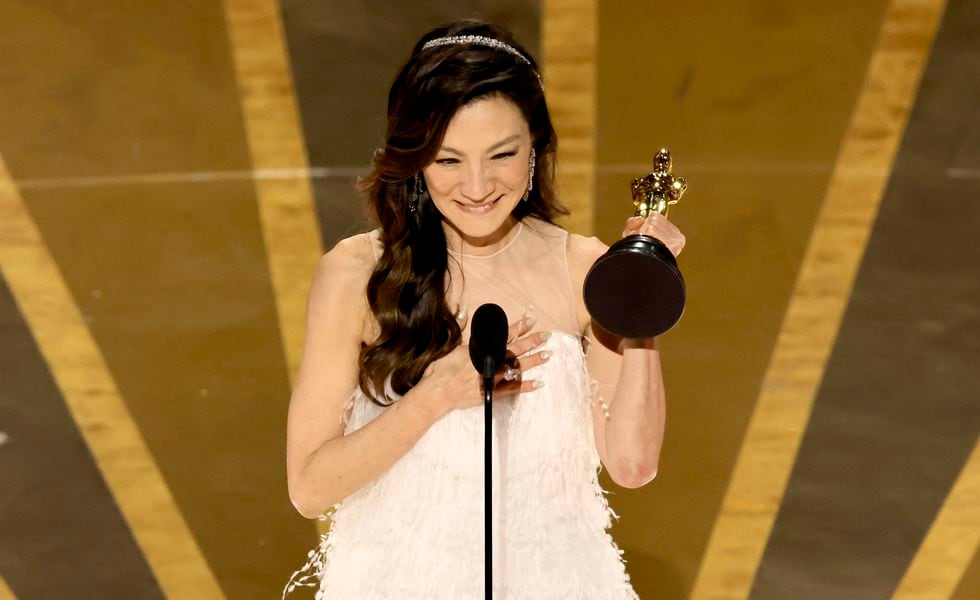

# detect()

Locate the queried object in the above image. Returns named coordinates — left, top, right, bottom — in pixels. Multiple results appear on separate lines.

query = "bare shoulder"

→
left=314, top=230, right=381, bottom=298
left=323, top=230, right=380, bottom=277
left=566, top=232, right=609, bottom=333
left=310, top=230, right=380, bottom=338
left=566, top=232, right=609, bottom=283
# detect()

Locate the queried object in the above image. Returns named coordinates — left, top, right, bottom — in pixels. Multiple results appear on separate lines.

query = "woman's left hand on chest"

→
left=622, top=213, right=686, bottom=257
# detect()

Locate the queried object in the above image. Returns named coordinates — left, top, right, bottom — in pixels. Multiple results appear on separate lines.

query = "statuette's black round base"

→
left=583, top=235, right=685, bottom=339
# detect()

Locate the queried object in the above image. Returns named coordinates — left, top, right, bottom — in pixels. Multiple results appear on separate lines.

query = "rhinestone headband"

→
left=421, top=34, right=544, bottom=90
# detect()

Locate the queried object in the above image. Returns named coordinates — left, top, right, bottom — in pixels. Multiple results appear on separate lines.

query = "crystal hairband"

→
left=421, top=34, right=544, bottom=90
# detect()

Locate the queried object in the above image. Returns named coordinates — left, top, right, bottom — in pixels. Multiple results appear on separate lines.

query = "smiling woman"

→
left=424, top=97, right=532, bottom=250
left=283, top=18, right=681, bottom=600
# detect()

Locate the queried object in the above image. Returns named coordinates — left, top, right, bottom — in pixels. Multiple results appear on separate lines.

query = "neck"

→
left=444, top=216, right=522, bottom=256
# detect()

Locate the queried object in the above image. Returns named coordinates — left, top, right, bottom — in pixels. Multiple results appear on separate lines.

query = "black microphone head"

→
left=468, top=303, right=509, bottom=374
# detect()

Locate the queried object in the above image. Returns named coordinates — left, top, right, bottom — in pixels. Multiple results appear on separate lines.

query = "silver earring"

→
left=410, top=173, right=422, bottom=214
left=522, top=149, right=536, bottom=202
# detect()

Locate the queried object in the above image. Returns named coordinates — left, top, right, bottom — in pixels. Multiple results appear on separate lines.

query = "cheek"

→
left=497, top=160, right=528, bottom=189
left=422, top=170, right=457, bottom=198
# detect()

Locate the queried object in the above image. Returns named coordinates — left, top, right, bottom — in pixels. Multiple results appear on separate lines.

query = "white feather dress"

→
left=285, top=218, right=640, bottom=599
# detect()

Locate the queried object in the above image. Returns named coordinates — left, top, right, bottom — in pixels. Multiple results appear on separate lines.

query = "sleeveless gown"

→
left=285, top=218, right=640, bottom=599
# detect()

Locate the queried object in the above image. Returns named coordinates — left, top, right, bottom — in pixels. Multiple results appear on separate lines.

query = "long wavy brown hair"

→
left=358, top=20, right=569, bottom=406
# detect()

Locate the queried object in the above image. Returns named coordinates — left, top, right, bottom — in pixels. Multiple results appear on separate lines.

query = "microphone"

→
left=468, top=303, right=508, bottom=598
left=468, top=303, right=509, bottom=389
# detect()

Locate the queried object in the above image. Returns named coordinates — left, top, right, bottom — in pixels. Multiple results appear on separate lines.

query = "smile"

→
left=455, top=196, right=502, bottom=215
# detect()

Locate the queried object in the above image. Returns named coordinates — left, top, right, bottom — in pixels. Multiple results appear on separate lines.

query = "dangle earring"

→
left=522, top=148, right=536, bottom=202
left=410, top=172, right=422, bottom=214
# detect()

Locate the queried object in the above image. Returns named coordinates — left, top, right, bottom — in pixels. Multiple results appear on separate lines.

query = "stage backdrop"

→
left=0, top=0, right=977, bottom=598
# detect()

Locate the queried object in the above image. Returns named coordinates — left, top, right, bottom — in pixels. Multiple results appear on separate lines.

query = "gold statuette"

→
left=631, top=148, right=688, bottom=218
left=582, top=147, right=689, bottom=338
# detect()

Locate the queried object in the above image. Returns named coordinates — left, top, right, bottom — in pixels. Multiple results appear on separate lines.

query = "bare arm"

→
left=286, top=235, right=446, bottom=518
left=568, top=225, right=680, bottom=489
left=583, top=320, right=666, bottom=489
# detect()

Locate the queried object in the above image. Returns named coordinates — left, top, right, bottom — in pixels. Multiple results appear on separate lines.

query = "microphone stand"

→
left=481, top=356, right=494, bottom=600
left=469, top=302, right=507, bottom=599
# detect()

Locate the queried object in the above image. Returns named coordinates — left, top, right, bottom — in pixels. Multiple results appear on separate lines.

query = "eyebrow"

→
left=439, top=134, right=522, bottom=156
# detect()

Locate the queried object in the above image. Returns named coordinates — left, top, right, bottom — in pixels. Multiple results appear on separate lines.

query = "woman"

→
left=284, top=20, right=684, bottom=599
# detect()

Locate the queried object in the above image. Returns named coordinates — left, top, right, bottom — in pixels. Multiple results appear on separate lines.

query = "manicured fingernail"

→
left=525, top=317, right=537, bottom=327
left=522, top=305, right=535, bottom=318
left=532, top=380, right=545, bottom=389
left=540, top=350, right=553, bottom=360
left=539, top=331, right=552, bottom=342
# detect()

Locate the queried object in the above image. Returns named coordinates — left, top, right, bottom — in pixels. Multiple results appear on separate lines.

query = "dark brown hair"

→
left=358, top=20, right=568, bottom=405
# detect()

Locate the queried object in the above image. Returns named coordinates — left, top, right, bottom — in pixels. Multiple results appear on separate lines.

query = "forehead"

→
left=441, top=95, right=529, bottom=146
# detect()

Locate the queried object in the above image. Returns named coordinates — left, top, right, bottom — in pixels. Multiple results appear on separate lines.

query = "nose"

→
left=459, top=163, right=494, bottom=202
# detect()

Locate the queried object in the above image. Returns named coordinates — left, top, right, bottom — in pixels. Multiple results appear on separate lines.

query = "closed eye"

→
left=435, top=157, right=460, bottom=165
left=492, top=151, right=518, bottom=160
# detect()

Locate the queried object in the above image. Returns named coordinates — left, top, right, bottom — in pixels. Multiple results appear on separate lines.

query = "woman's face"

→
left=423, top=95, right=532, bottom=251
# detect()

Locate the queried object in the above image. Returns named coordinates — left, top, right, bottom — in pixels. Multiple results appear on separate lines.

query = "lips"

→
left=454, top=196, right=501, bottom=215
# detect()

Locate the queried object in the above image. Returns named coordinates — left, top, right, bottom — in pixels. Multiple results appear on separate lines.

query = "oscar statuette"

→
left=583, top=148, right=688, bottom=338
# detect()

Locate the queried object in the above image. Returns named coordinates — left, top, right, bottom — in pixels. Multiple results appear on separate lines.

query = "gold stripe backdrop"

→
left=221, top=0, right=326, bottom=537
left=0, top=156, right=225, bottom=598
left=542, top=0, right=598, bottom=236
left=222, top=0, right=323, bottom=387
left=689, top=0, right=947, bottom=597
left=0, top=575, right=17, bottom=600
left=894, top=438, right=980, bottom=600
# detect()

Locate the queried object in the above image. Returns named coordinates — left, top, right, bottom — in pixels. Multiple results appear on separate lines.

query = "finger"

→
left=494, top=379, right=545, bottom=397
left=669, top=233, right=686, bottom=256
left=492, top=348, right=552, bottom=385
left=622, top=216, right=643, bottom=237
left=641, top=215, right=679, bottom=241
left=641, top=213, right=663, bottom=232
left=647, top=213, right=682, bottom=233
left=507, top=314, right=535, bottom=343
left=493, top=363, right=522, bottom=386
left=508, top=330, right=551, bottom=358
left=515, top=349, right=552, bottom=372
left=642, top=215, right=685, bottom=256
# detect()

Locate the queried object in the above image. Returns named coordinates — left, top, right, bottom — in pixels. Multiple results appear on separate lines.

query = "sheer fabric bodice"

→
left=444, top=218, right=580, bottom=345
left=285, top=218, right=639, bottom=599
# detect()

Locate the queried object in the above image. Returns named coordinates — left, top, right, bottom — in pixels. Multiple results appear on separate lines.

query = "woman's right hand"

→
left=415, top=308, right=553, bottom=417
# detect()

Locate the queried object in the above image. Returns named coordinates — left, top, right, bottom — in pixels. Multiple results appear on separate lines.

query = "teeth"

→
left=459, top=199, right=497, bottom=214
